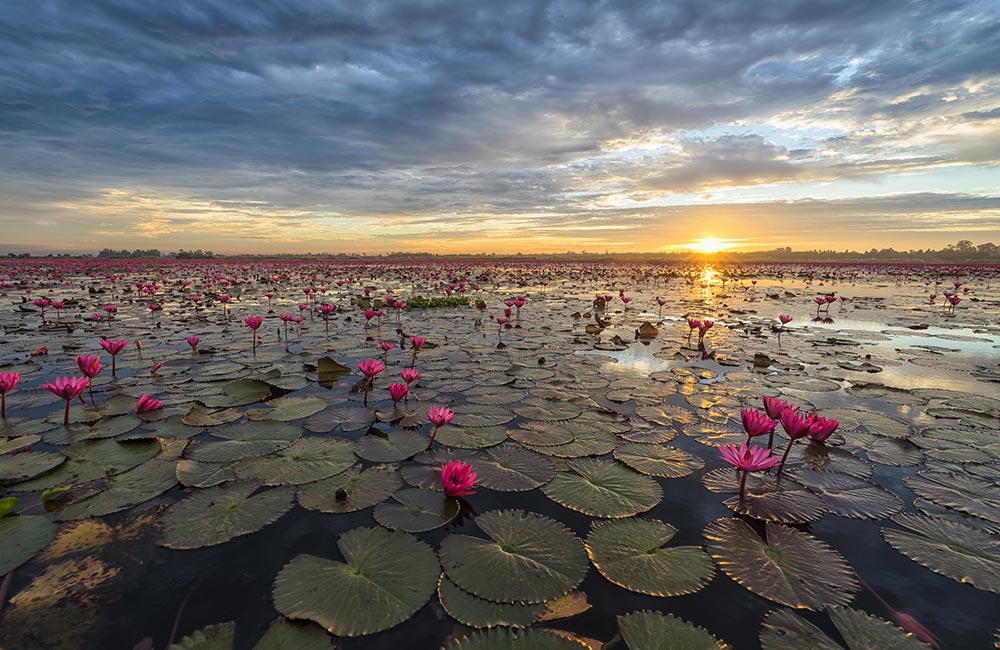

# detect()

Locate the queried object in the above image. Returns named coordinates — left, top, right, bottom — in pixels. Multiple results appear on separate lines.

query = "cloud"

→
left=0, top=0, right=998, bottom=252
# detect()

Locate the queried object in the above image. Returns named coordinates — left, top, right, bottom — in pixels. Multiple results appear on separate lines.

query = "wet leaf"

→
left=373, top=488, right=458, bottom=532
left=159, top=482, right=294, bottom=549
left=542, top=458, right=661, bottom=518
left=618, top=610, right=731, bottom=650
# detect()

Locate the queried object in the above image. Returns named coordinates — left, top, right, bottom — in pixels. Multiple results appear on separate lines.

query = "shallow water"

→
left=1, top=259, right=998, bottom=649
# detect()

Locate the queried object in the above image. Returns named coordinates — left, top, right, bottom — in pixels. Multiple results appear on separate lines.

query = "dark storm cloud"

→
left=0, top=0, right=998, bottom=250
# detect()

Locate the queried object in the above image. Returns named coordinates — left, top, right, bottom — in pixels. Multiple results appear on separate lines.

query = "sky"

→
left=1, top=0, right=999, bottom=255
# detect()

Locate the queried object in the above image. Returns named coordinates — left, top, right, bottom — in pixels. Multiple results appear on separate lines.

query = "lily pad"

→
left=169, top=622, right=235, bottom=650
left=373, top=488, right=458, bottom=532
left=273, top=527, right=439, bottom=636
left=542, top=458, right=661, bottom=518
left=236, top=437, right=356, bottom=486
left=469, top=443, right=555, bottom=492
left=253, top=618, right=335, bottom=650
left=355, top=430, right=428, bottom=462
left=614, top=443, right=704, bottom=478
left=297, top=465, right=402, bottom=513
left=249, top=396, right=328, bottom=422
left=438, top=575, right=546, bottom=629
left=439, top=509, right=588, bottom=604
left=304, top=407, right=374, bottom=433
left=176, top=459, right=238, bottom=488
left=0, top=515, right=58, bottom=574
left=186, top=421, right=300, bottom=463
left=451, top=405, right=515, bottom=428
left=159, top=482, right=294, bottom=549
left=0, top=451, right=65, bottom=485
left=54, top=459, right=178, bottom=520
left=586, top=519, right=714, bottom=596
left=882, top=514, right=1000, bottom=593
left=704, top=518, right=859, bottom=609
left=618, top=610, right=731, bottom=650
left=789, top=468, right=902, bottom=520
left=435, top=425, right=508, bottom=449
left=513, top=401, right=582, bottom=422
left=445, top=628, right=589, bottom=650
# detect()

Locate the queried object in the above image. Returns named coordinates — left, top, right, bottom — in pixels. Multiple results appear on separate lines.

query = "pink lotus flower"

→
left=42, top=375, right=89, bottom=425
left=426, top=405, right=456, bottom=449
left=762, top=395, right=794, bottom=420
left=687, top=318, right=701, bottom=331
left=719, top=442, right=783, bottom=499
left=186, top=335, right=199, bottom=351
left=76, top=355, right=102, bottom=379
left=777, top=408, right=813, bottom=475
left=441, top=459, right=477, bottom=497
left=100, top=339, right=128, bottom=377
left=388, top=383, right=408, bottom=404
left=136, top=393, right=164, bottom=414
left=740, top=408, right=777, bottom=442
left=0, top=371, right=19, bottom=419
left=150, top=362, right=163, bottom=375
left=245, top=316, right=264, bottom=352
left=697, top=320, right=714, bottom=339
left=806, top=414, right=839, bottom=442
left=401, top=368, right=420, bottom=384
left=357, top=359, right=384, bottom=378
left=778, top=314, right=793, bottom=325
left=410, top=335, right=426, bottom=350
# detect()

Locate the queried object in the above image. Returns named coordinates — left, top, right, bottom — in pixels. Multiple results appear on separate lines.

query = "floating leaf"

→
left=373, top=488, right=458, bottom=532
left=542, top=458, right=661, bottom=518
left=789, top=468, right=902, bottom=520
left=903, top=471, right=1000, bottom=524
left=185, top=421, right=300, bottom=464
left=469, top=443, right=555, bottom=492
left=249, top=396, right=329, bottom=422
left=521, top=426, right=618, bottom=458
left=882, top=514, right=1000, bottom=593
left=822, top=408, right=913, bottom=439
left=304, top=407, right=374, bottom=433
left=586, top=519, right=714, bottom=596
left=759, top=609, right=844, bottom=650
left=297, top=465, right=402, bottom=513
left=182, top=407, right=243, bottom=427
left=508, top=422, right=576, bottom=447
left=438, top=575, right=545, bottom=629
left=0, top=515, right=58, bottom=574
left=435, top=425, right=508, bottom=449
left=618, top=611, right=730, bottom=650
left=0, top=450, right=65, bottom=485
left=829, top=606, right=934, bottom=650
left=252, top=618, right=335, bottom=650
left=54, top=459, right=177, bottom=520
left=168, top=622, right=235, bottom=650
left=273, top=527, right=439, bottom=636
left=159, top=482, right=294, bottom=549
left=176, top=459, right=237, bottom=488
left=704, top=518, right=859, bottom=609
left=355, top=430, right=428, bottom=462
left=452, top=404, right=516, bottom=427
left=513, top=401, right=582, bottom=422
left=445, top=628, right=589, bottom=650
left=64, top=438, right=159, bottom=474
left=236, top=437, right=356, bottom=486
left=614, top=443, right=704, bottom=478
left=702, top=468, right=826, bottom=523
left=439, top=509, right=588, bottom=604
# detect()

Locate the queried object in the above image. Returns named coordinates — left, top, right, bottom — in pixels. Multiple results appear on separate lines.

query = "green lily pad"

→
left=507, top=422, right=576, bottom=447
left=829, top=606, right=934, bottom=650
left=297, top=465, right=402, bottom=513
left=789, top=468, right=902, bottom=520
left=444, top=628, right=589, bottom=649
left=618, top=610, right=731, bottom=650
left=54, top=458, right=178, bottom=521
left=542, top=458, right=661, bottom=518
left=513, top=401, right=582, bottom=422
left=635, top=405, right=697, bottom=427
left=373, top=488, right=458, bottom=532
left=434, top=425, right=508, bottom=449
left=273, top=527, right=439, bottom=636
left=586, top=519, right=714, bottom=596
left=186, top=421, right=301, bottom=463
left=176, top=459, right=238, bottom=488
left=159, top=482, right=294, bottom=549
left=0, top=515, right=58, bottom=574
left=169, top=622, right=235, bottom=650
left=704, top=518, right=859, bottom=609
left=702, top=468, right=827, bottom=524
left=469, top=443, right=555, bottom=492
left=451, top=405, right=515, bottom=427
left=521, top=426, right=618, bottom=458
left=64, top=438, right=159, bottom=475
left=304, top=407, right=374, bottom=433
left=821, top=408, right=913, bottom=439
left=439, top=509, right=588, bottom=604
left=236, top=438, right=356, bottom=486
left=182, top=407, right=243, bottom=427
left=0, top=451, right=65, bottom=485
left=252, top=618, right=335, bottom=650
left=882, top=514, right=1000, bottom=593
left=438, top=575, right=545, bottom=629
left=249, top=396, right=328, bottom=422
left=759, top=609, right=845, bottom=650
left=0, top=435, right=40, bottom=455
left=614, top=443, right=704, bottom=478
left=903, top=471, right=1000, bottom=525
left=355, top=430, right=428, bottom=462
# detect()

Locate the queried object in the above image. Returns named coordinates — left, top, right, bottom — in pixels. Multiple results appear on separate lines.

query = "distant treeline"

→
left=94, top=248, right=215, bottom=259
left=5, top=240, right=999, bottom=262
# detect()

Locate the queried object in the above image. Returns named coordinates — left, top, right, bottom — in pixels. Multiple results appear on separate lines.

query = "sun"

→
left=690, top=237, right=730, bottom=254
